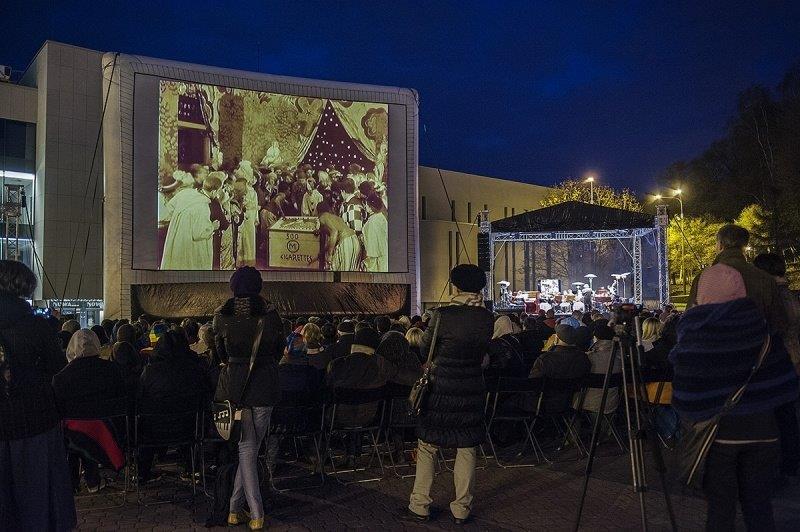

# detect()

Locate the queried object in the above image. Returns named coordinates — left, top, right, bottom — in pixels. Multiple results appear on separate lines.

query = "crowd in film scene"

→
left=157, top=81, right=390, bottom=273
left=1, top=223, right=800, bottom=531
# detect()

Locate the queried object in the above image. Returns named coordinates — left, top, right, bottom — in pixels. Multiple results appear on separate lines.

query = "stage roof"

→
left=490, top=201, right=654, bottom=233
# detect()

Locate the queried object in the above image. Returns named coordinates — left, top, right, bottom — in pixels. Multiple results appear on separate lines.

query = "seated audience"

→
left=580, top=323, right=620, bottom=414
left=405, top=327, right=425, bottom=363
left=375, top=331, right=421, bottom=387
left=333, top=320, right=356, bottom=360
left=530, top=323, right=591, bottom=413
left=53, top=329, right=126, bottom=493
left=301, top=323, right=331, bottom=373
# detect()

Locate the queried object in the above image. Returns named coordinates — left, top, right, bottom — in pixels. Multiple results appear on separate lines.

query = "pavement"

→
left=74, top=440, right=800, bottom=531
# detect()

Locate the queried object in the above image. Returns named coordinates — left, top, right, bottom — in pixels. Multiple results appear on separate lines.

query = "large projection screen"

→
left=103, top=53, right=419, bottom=319
left=132, top=75, right=409, bottom=273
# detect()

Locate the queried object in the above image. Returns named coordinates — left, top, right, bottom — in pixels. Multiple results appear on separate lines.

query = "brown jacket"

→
left=688, top=248, right=797, bottom=363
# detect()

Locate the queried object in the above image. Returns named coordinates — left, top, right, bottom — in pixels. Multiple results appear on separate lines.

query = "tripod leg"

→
left=621, top=341, right=649, bottom=532
left=573, top=338, right=620, bottom=531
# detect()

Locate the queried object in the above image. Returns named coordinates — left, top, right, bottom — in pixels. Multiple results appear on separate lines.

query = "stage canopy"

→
left=491, top=201, right=654, bottom=233
left=481, top=201, right=669, bottom=306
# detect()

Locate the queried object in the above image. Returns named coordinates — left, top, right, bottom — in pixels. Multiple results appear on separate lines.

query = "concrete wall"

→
left=19, top=41, right=104, bottom=300
left=0, top=82, right=37, bottom=123
left=418, top=166, right=552, bottom=307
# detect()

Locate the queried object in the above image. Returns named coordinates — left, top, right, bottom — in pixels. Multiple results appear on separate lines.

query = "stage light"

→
left=654, top=194, right=662, bottom=200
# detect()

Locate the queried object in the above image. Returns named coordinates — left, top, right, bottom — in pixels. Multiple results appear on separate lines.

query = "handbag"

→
left=212, top=317, right=265, bottom=441
left=676, top=333, right=771, bottom=489
left=408, top=312, right=441, bottom=416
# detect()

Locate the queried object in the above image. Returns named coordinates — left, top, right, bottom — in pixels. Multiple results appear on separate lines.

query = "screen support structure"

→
left=478, top=209, right=494, bottom=305
left=481, top=209, right=670, bottom=307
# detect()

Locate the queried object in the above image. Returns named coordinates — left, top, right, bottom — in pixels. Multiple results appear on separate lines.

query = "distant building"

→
left=418, top=166, right=552, bottom=309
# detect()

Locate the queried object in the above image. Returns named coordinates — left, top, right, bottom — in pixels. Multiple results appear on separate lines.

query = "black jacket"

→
left=326, top=350, right=387, bottom=427
left=530, top=345, right=591, bottom=414
left=0, top=294, right=67, bottom=440
left=138, top=348, right=207, bottom=415
left=214, top=296, right=283, bottom=406
left=111, top=341, right=143, bottom=399
left=332, top=334, right=355, bottom=360
left=52, top=356, right=126, bottom=419
left=417, top=304, right=494, bottom=448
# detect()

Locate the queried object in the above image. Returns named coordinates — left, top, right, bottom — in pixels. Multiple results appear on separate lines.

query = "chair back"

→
left=537, top=377, right=587, bottom=415
left=135, top=409, right=200, bottom=447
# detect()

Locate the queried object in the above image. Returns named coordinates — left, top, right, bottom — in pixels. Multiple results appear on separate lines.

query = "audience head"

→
left=554, top=324, right=590, bottom=347
left=301, top=323, right=324, bottom=350
left=450, top=264, right=486, bottom=294
left=321, top=323, right=337, bottom=345
left=405, top=327, right=424, bottom=349
left=753, top=252, right=786, bottom=278
left=558, top=316, right=582, bottom=329
left=641, top=317, right=662, bottom=342
left=153, top=330, right=190, bottom=359
left=376, top=331, right=410, bottom=359
left=355, top=320, right=373, bottom=333
left=375, top=315, right=392, bottom=335
left=352, top=327, right=380, bottom=355
left=337, top=320, right=355, bottom=336
left=181, top=318, right=200, bottom=344
left=229, top=266, right=263, bottom=298
left=571, top=310, right=583, bottom=321
left=397, top=315, right=412, bottom=330
left=0, top=259, right=37, bottom=298
left=66, top=329, right=102, bottom=363
left=57, top=330, right=73, bottom=350
left=62, top=319, right=81, bottom=334
left=116, top=323, right=136, bottom=344
left=546, top=309, right=555, bottom=319
left=716, top=224, right=749, bottom=252
left=90, top=325, right=109, bottom=346
left=523, top=316, right=539, bottom=331
left=492, top=315, right=517, bottom=339
left=593, top=323, right=615, bottom=341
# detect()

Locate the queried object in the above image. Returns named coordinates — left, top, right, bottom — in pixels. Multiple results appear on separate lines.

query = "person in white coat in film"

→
left=160, top=170, right=218, bottom=270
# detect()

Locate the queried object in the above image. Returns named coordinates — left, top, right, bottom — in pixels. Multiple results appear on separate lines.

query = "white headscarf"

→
left=492, top=315, right=520, bottom=339
left=66, top=329, right=102, bottom=363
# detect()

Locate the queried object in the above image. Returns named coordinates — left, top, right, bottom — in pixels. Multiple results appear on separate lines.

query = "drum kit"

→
left=495, top=272, right=631, bottom=314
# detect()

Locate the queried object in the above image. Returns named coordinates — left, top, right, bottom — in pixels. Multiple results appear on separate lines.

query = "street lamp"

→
left=654, top=189, right=687, bottom=292
left=584, top=176, right=595, bottom=204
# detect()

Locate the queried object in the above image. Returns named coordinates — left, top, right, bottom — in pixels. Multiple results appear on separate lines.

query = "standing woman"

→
left=214, top=267, right=283, bottom=530
left=0, top=260, right=76, bottom=531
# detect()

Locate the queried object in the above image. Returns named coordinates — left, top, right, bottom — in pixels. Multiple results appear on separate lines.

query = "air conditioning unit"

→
left=0, top=66, right=11, bottom=82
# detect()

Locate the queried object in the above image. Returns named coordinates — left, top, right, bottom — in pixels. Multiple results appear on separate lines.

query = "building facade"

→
left=418, top=166, right=552, bottom=309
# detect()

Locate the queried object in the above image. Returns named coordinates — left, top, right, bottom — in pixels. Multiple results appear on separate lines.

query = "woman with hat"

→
left=214, top=267, right=284, bottom=530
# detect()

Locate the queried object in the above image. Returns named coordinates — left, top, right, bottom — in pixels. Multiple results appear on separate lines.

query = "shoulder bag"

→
left=408, top=311, right=441, bottom=416
left=212, top=317, right=265, bottom=441
left=676, top=333, right=771, bottom=489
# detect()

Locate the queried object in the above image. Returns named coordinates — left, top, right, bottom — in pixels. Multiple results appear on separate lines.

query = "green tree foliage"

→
left=668, top=215, right=725, bottom=282
left=540, top=179, right=643, bottom=211
left=735, top=204, right=772, bottom=251
left=659, top=62, right=800, bottom=248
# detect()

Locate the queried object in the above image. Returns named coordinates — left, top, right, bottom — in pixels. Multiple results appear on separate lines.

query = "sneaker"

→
left=87, top=479, right=107, bottom=494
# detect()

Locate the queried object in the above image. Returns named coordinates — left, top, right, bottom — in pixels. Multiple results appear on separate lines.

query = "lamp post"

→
left=584, top=176, right=595, bottom=204
left=655, top=189, right=686, bottom=292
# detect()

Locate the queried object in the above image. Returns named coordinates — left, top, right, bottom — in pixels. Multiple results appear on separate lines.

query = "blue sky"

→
left=2, top=0, right=799, bottom=192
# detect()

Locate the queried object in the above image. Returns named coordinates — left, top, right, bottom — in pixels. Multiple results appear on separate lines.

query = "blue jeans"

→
left=230, top=407, right=272, bottom=519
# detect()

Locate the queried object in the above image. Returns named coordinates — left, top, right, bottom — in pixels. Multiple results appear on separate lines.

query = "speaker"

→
left=477, top=233, right=491, bottom=271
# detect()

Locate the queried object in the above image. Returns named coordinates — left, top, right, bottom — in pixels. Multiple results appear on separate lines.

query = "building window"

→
left=512, top=207, right=515, bottom=216
left=456, top=235, right=461, bottom=264
left=483, top=204, right=488, bottom=212
left=450, top=200, right=456, bottom=222
left=421, top=196, right=427, bottom=220
left=467, top=202, right=472, bottom=223
left=504, top=206, right=508, bottom=218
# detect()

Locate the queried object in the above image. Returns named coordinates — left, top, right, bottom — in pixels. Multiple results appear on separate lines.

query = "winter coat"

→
left=0, top=294, right=67, bottom=440
left=214, top=296, right=283, bottom=407
left=417, top=304, right=494, bottom=448
left=52, top=356, right=126, bottom=419
left=326, top=350, right=387, bottom=427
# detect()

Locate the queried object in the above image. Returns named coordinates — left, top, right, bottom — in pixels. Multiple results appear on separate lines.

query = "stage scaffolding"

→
left=478, top=201, right=669, bottom=308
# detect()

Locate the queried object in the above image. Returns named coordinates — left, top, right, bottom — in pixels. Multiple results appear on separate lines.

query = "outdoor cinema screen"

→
left=156, top=80, right=390, bottom=272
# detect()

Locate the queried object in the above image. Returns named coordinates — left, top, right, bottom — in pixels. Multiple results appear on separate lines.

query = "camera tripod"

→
left=573, top=317, right=676, bottom=531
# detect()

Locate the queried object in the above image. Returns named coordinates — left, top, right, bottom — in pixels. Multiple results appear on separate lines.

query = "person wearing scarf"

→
left=403, top=264, right=494, bottom=526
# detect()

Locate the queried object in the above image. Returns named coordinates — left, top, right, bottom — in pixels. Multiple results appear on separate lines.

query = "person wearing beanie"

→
left=214, top=267, right=284, bottom=530
left=325, top=326, right=387, bottom=467
left=404, top=264, right=493, bottom=525
left=333, top=319, right=356, bottom=360
left=52, top=329, right=126, bottom=493
left=675, top=226, right=800, bottom=531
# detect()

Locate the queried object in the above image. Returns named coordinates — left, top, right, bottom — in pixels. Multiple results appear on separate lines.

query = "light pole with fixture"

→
left=584, top=176, right=595, bottom=204
left=655, top=189, right=687, bottom=292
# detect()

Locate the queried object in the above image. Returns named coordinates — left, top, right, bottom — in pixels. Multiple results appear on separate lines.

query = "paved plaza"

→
left=75, top=444, right=800, bottom=531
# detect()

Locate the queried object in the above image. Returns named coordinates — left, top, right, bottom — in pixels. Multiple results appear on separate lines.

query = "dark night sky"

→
left=2, top=1, right=799, bottom=192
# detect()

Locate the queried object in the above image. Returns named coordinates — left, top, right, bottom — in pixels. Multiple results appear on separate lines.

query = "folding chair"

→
left=133, top=409, right=201, bottom=504
left=262, top=391, right=325, bottom=492
left=321, top=386, right=386, bottom=484
left=527, top=377, right=588, bottom=462
left=575, top=372, right=626, bottom=453
left=382, top=384, right=417, bottom=478
left=484, top=377, right=544, bottom=468
left=62, top=396, right=130, bottom=509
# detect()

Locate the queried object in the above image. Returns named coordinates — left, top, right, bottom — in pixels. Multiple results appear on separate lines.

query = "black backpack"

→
left=205, top=462, right=238, bottom=527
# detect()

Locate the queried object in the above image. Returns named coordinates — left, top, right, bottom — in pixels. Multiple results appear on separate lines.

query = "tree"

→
left=540, top=179, right=643, bottom=212
left=668, top=215, right=725, bottom=286
left=735, top=204, right=771, bottom=251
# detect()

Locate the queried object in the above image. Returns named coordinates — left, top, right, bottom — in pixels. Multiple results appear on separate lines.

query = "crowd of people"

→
left=158, top=157, right=389, bottom=272
left=1, top=223, right=799, bottom=531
